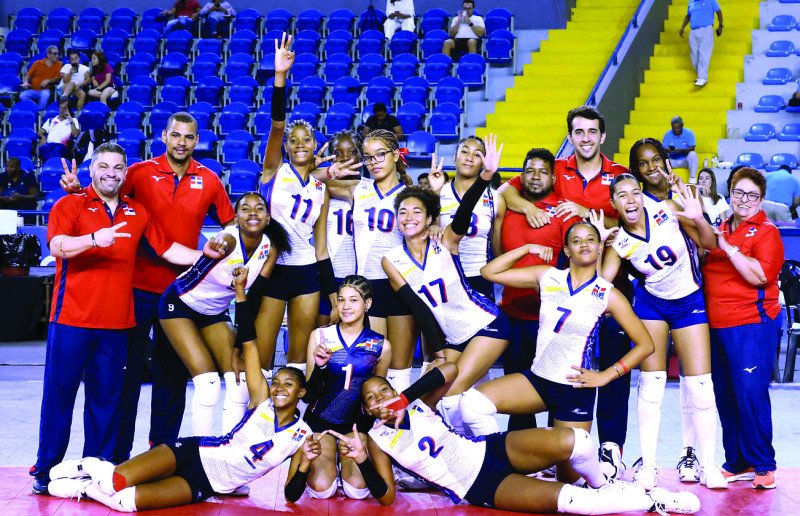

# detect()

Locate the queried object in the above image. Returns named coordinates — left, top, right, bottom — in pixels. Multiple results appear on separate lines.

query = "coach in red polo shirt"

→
left=702, top=167, right=783, bottom=490
left=498, top=106, right=631, bottom=478
left=498, top=147, right=576, bottom=431
left=31, top=143, right=220, bottom=495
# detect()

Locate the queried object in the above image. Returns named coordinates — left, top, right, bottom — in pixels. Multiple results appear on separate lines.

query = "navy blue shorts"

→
left=167, top=437, right=216, bottom=502
left=632, top=284, right=707, bottom=329
left=318, top=277, right=346, bottom=316
left=265, top=263, right=320, bottom=300
left=158, top=286, right=231, bottom=328
left=369, top=278, right=411, bottom=317
left=464, top=432, right=513, bottom=508
left=522, top=370, right=595, bottom=422
left=447, top=311, right=511, bottom=353
left=466, top=275, right=495, bottom=302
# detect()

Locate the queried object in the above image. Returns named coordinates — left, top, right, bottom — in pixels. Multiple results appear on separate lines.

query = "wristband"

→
left=611, top=363, right=621, bottom=378
left=91, top=232, right=97, bottom=247
left=726, top=246, right=740, bottom=259
left=384, top=393, right=409, bottom=412
left=615, top=360, right=629, bottom=375
left=356, top=457, right=388, bottom=498
left=284, top=468, right=310, bottom=502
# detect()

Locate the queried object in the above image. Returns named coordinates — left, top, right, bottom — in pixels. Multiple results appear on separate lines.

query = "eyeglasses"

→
left=363, top=150, right=391, bottom=165
left=731, top=188, right=761, bottom=202
left=48, top=51, right=59, bottom=55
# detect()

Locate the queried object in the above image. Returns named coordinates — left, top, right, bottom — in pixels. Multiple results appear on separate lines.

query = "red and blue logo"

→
left=653, top=210, right=668, bottom=225
left=591, top=284, right=607, bottom=300
left=190, top=176, right=204, bottom=189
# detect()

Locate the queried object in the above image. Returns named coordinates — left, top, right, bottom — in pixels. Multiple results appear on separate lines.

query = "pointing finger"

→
left=114, top=232, right=132, bottom=238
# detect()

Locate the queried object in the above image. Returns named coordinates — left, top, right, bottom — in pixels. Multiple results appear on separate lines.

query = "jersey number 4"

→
left=249, top=440, right=275, bottom=463
left=418, top=436, right=444, bottom=458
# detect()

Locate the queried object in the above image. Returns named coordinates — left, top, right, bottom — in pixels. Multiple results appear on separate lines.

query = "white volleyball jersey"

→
left=352, top=178, right=405, bottom=279
left=384, top=241, right=498, bottom=345
left=532, top=268, right=611, bottom=385
left=642, top=190, right=683, bottom=210
left=327, top=197, right=355, bottom=277
left=612, top=200, right=701, bottom=300
left=260, top=162, right=326, bottom=266
left=174, top=225, right=271, bottom=315
left=439, top=182, right=495, bottom=277
left=368, top=399, right=486, bottom=503
left=199, top=399, right=310, bottom=494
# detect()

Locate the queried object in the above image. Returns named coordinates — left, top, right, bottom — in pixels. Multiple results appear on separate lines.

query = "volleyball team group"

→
left=37, top=34, right=784, bottom=514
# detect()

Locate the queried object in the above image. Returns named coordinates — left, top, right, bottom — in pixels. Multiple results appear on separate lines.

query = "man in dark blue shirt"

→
left=0, top=157, right=38, bottom=211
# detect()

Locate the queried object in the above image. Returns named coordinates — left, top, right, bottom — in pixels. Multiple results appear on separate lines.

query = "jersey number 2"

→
left=418, top=436, right=443, bottom=458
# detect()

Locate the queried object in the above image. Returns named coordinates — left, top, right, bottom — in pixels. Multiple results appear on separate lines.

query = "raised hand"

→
left=528, top=244, right=553, bottom=263
left=326, top=158, right=363, bottom=179
left=274, top=33, right=295, bottom=75
left=232, top=266, right=249, bottom=290
left=202, top=236, right=228, bottom=259
left=673, top=184, right=705, bottom=220
left=310, top=142, right=331, bottom=172
left=428, top=153, right=446, bottom=193
left=477, top=133, right=503, bottom=180
left=588, top=209, right=619, bottom=243
left=302, top=433, right=324, bottom=462
left=94, top=221, right=131, bottom=247
left=327, top=425, right=368, bottom=463
left=59, top=158, right=82, bottom=193
left=312, top=340, right=332, bottom=367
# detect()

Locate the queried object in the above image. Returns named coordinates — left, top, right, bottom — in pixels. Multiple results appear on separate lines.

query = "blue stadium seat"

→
left=41, top=190, right=68, bottom=216
left=194, top=76, right=226, bottom=107
left=8, top=101, right=39, bottom=131
left=149, top=101, right=180, bottom=136
left=768, top=15, right=796, bottom=31
left=133, top=29, right=163, bottom=57
left=754, top=95, right=785, bottom=113
left=150, top=139, right=167, bottom=158
left=420, top=8, right=449, bottom=34
left=4, top=128, right=38, bottom=160
left=406, top=130, right=436, bottom=160
left=44, top=101, right=61, bottom=122
left=397, top=102, right=426, bottom=135
left=421, top=30, right=449, bottom=59
left=165, top=29, right=194, bottom=55
left=486, top=29, right=515, bottom=64
left=297, top=76, right=327, bottom=106
left=40, top=158, right=66, bottom=194
left=159, top=52, right=189, bottom=80
left=5, top=29, right=34, bottom=57
left=365, top=76, right=396, bottom=106
left=297, top=9, right=324, bottom=32
left=260, top=30, right=285, bottom=57
left=735, top=152, right=765, bottom=169
left=0, top=53, right=24, bottom=76
left=485, top=8, right=513, bottom=34
left=744, top=123, right=777, bottom=141
left=763, top=67, right=793, bottom=85
left=70, top=29, right=98, bottom=54
left=218, top=102, right=250, bottom=135
left=400, top=76, right=430, bottom=106
left=290, top=102, right=322, bottom=125
left=224, top=53, right=255, bottom=83
left=141, top=8, right=167, bottom=33
left=265, top=9, right=293, bottom=33
left=766, top=153, right=799, bottom=171
left=294, top=28, right=323, bottom=55
left=228, top=29, right=258, bottom=55
left=457, top=53, right=486, bottom=87
left=76, top=162, right=91, bottom=188
left=191, top=53, right=222, bottom=82
left=108, top=8, right=137, bottom=33
left=78, top=7, right=106, bottom=34
left=435, top=76, right=466, bottom=106
left=256, top=53, right=276, bottom=83
left=263, top=77, right=293, bottom=106
left=160, top=76, right=191, bottom=108
left=196, top=38, right=223, bottom=56
left=125, top=75, right=157, bottom=107
left=767, top=40, right=795, bottom=57
left=113, top=101, right=145, bottom=131
left=253, top=104, right=273, bottom=136
left=228, top=160, right=261, bottom=196
left=194, top=129, right=219, bottom=160
left=391, top=53, right=419, bottom=86
left=357, top=53, right=386, bottom=85
left=200, top=158, right=224, bottom=176
left=233, top=9, right=263, bottom=34
left=324, top=53, right=353, bottom=85
left=291, top=53, right=320, bottom=82
left=327, top=9, right=356, bottom=34
left=221, top=130, right=255, bottom=165
left=324, top=103, right=356, bottom=136
left=188, top=101, right=216, bottom=131
left=37, top=29, right=66, bottom=54
left=13, top=7, right=44, bottom=34
left=331, top=76, right=362, bottom=108
left=116, top=128, right=147, bottom=159
left=356, top=30, right=385, bottom=58
left=228, top=76, right=259, bottom=106
left=124, top=53, right=157, bottom=81
left=101, top=28, right=130, bottom=56
left=430, top=109, right=460, bottom=141
left=78, top=102, right=111, bottom=131
left=423, top=53, right=453, bottom=84
left=46, top=8, right=75, bottom=34
left=324, top=30, right=354, bottom=58
left=358, top=8, right=386, bottom=33
left=389, top=31, right=418, bottom=58
left=778, top=123, right=800, bottom=141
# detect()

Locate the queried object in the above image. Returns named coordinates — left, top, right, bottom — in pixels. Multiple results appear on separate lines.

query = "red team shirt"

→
left=499, top=191, right=576, bottom=321
left=702, top=211, right=784, bottom=328
left=48, top=186, right=172, bottom=329
left=120, top=155, right=235, bottom=294
left=506, top=154, right=628, bottom=217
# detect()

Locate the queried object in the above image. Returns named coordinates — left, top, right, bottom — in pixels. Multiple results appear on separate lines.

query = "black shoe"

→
left=32, top=476, right=49, bottom=495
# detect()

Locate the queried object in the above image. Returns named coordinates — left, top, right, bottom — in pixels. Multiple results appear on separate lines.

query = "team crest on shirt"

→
left=258, top=243, right=271, bottom=260
left=190, top=176, right=203, bottom=189
left=601, top=173, right=613, bottom=185
left=746, top=227, right=757, bottom=238
left=364, top=338, right=381, bottom=352
left=545, top=205, right=557, bottom=216
left=313, top=179, right=323, bottom=191
left=291, top=428, right=307, bottom=442
left=653, top=209, right=668, bottom=225
left=591, top=284, right=607, bottom=300
left=122, top=205, right=136, bottom=216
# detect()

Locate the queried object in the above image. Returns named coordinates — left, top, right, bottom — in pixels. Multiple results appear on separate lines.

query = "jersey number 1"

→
left=290, top=194, right=313, bottom=223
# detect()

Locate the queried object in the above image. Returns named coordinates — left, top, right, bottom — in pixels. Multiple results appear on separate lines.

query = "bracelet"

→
left=611, top=363, right=621, bottom=378
left=726, top=246, right=740, bottom=259
left=91, top=232, right=97, bottom=247
left=615, top=360, right=629, bottom=375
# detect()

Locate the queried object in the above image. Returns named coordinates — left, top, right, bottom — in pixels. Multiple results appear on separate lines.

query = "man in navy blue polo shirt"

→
left=679, top=0, right=724, bottom=87
left=0, top=157, right=38, bottom=211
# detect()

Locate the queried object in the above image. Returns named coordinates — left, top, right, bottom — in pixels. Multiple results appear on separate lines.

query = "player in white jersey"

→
left=322, top=129, right=417, bottom=393
left=324, top=365, right=701, bottom=515
left=460, top=223, right=655, bottom=483
left=383, top=134, right=510, bottom=434
left=597, top=172, right=725, bottom=490
left=256, top=34, right=338, bottom=379
left=158, top=192, right=290, bottom=435
left=47, top=271, right=311, bottom=512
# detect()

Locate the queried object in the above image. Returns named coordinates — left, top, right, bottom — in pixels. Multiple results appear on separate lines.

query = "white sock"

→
left=222, top=371, right=249, bottom=433
left=459, top=388, right=500, bottom=436
left=637, top=371, right=666, bottom=466
left=285, top=362, right=307, bottom=375
left=386, top=367, right=412, bottom=392
left=556, top=484, right=653, bottom=515
left=437, top=394, right=465, bottom=434
left=86, top=483, right=137, bottom=512
left=191, top=372, right=221, bottom=436
left=684, top=373, right=719, bottom=469
left=569, top=428, right=605, bottom=488
left=679, top=375, right=695, bottom=450
left=420, top=361, right=431, bottom=375
left=261, top=368, right=273, bottom=382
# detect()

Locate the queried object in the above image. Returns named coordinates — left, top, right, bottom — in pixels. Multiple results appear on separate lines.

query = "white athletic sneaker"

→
left=676, top=447, right=700, bottom=483
left=47, top=477, right=92, bottom=500
left=228, top=484, right=251, bottom=496
left=599, top=442, right=626, bottom=480
left=49, top=457, right=104, bottom=481
left=597, top=478, right=646, bottom=497
left=648, top=487, right=701, bottom=514
left=79, top=457, right=118, bottom=496
left=632, top=459, right=661, bottom=491
left=700, top=465, right=728, bottom=489
left=393, top=466, right=429, bottom=490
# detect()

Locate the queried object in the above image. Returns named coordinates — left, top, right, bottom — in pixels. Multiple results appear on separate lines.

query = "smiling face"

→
left=454, top=139, right=485, bottom=179
left=563, top=223, right=602, bottom=267
left=397, top=197, right=431, bottom=239
left=362, top=376, right=397, bottom=417
left=236, top=193, right=270, bottom=235
left=337, top=285, right=371, bottom=325
left=363, top=138, right=399, bottom=182
left=611, top=177, right=644, bottom=226
left=270, top=368, right=306, bottom=409
left=521, top=157, right=554, bottom=198
left=567, top=116, right=605, bottom=161
left=729, top=178, right=763, bottom=221
left=285, top=125, right=316, bottom=166
left=333, top=135, right=359, bottom=164
left=162, top=120, right=198, bottom=165
left=635, top=143, right=668, bottom=188
left=697, top=170, right=714, bottom=196
left=90, top=151, right=127, bottom=199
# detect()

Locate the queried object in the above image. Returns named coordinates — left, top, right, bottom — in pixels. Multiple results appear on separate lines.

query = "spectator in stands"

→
left=663, top=116, right=699, bottom=183
left=765, top=164, right=800, bottom=218
left=384, top=0, right=415, bottom=39
left=362, top=103, right=403, bottom=139
left=417, top=171, right=430, bottom=189
left=87, top=51, right=116, bottom=106
left=38, top=97, right=80, bottom=162
left=442, top=0, right=485, bottom=59
left=0, top=157, right=38, bottom=211
left=59, top=50, right=91, bottom=111
left=702, top=167, right=782, bottom=491
left=20, top=46, right=62, bottom=111
left=679, top=0, right=723, bottom=87
left=788, top=91, right=800, bottom=108
left=162, top=0, right=202, bottom=33
left=696, top=168, right=729, bottom=227
left=199, top=0, right=235, bottom=38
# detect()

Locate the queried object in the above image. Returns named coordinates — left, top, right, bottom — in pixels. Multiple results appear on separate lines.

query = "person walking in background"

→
left=679, top=0, right=723, bottom=87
